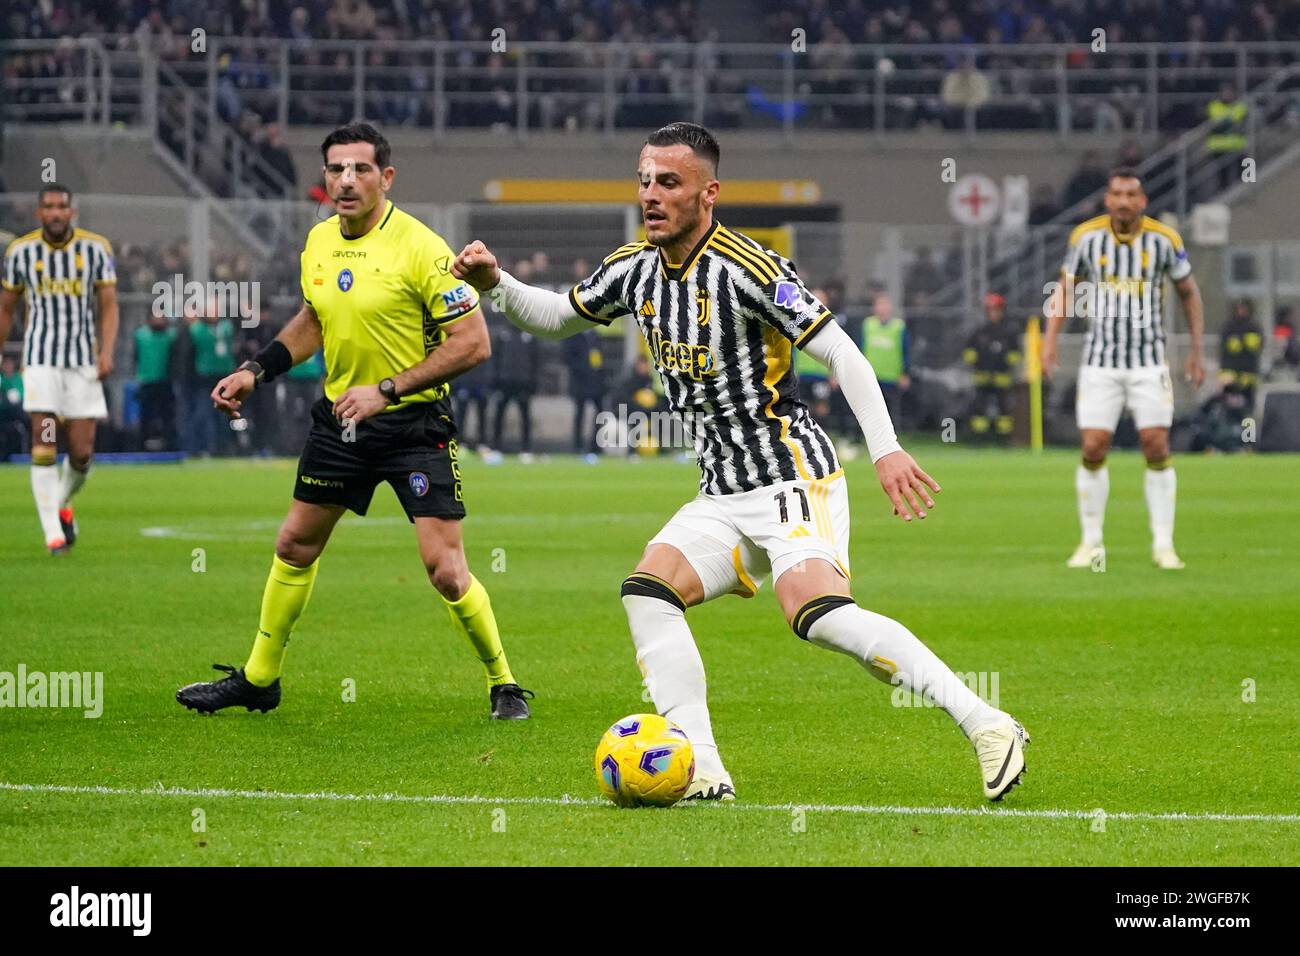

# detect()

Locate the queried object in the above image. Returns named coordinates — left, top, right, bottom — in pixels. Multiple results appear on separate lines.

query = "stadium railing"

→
left=924, top=61, right=1300, bottom=323
left=6, top=38, right=1299, bottom=137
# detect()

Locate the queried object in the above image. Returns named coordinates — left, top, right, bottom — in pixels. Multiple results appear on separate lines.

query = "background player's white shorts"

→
left=1075, top=364, right=1173, bottom=432
left=22, top=365, right=108, bottom=420
left=648, top=472, right=851, bottom=602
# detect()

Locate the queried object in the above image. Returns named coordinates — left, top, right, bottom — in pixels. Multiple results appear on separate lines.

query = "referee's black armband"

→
left=253, top=340, right=294, bottom=383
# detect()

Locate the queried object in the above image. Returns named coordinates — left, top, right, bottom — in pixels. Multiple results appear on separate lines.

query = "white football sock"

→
left=1076, top=462, right=1109, bottom=547
left=1145, top=465, right=1176, bottom=551
left=31, top=463, right=65, bottom=543
left=59, top=458, right=89, bottom=508
left=622, top=591, right=726, bottom=779
left=805, top=603, right=1005, bottom=737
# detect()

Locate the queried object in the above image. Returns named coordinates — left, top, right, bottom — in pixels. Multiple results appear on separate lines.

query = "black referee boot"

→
left=490, top=683, right=534, bottom=720
left=176, top=664, right=281, bottom=714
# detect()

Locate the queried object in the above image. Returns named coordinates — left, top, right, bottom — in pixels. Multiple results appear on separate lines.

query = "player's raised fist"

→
left=453, top=240, right=501, bottom=292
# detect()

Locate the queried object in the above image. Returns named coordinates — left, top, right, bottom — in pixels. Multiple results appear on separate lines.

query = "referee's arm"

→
left=330, top=305, right=490, bottom=425
left=391, top=306, right=490, bottom=397
left=213, top=303, right=322, bottom=417
left=277, top=302, right=325, bottom=361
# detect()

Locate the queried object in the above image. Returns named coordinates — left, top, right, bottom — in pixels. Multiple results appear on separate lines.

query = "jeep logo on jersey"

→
left=408, top=472, right=429, bottom=497
left=773, top=280, right=803, bottom=310
left=649, top=329, right=718, bottom=381
left=337, top=268, right=354, bottom=291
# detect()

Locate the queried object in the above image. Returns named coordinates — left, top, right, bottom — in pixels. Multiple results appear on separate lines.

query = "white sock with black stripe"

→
left=800, top=600, right=1005, bottom=738
left=620, top=573, right=726, bottom=780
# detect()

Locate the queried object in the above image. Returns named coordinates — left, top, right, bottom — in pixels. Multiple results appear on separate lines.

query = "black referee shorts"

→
left=293, top=396, right=465, bottom=521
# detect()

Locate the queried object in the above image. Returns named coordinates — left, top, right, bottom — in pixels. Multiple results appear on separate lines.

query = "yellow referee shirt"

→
left=299, top=201, right=479, bottom=409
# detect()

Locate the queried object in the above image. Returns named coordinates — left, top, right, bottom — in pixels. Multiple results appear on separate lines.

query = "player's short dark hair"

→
left=321, top=122, right=391, bottom=168
left=38, top=183, right=73, bottom=203
left=1108, top=166, right=1143, bottom=188
left=645, top=122, right=720, bottom=176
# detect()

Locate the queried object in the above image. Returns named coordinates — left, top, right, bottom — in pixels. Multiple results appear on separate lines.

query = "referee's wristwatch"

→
left=378, top=377, right=401, bottom=404
left=237, top=360, right=265, bottom=385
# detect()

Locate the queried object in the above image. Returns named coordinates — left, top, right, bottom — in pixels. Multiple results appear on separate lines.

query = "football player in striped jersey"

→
left=0, top=184, right=119, bottom=554
left=1042, top=169, right=1206, bottom=570
left=455, top=123, right=1029, bottom=803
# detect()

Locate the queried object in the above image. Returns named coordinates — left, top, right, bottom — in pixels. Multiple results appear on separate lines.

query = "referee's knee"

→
left=425, top=558, right=470, bottom=601
left=274, top=529, right=324, bottom=568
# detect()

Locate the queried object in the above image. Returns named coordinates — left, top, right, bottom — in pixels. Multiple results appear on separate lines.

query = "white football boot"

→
left=971, top=717, right=1030, bottom=801
left=1066, top=542, right=1105, bottom=568
left=682, top=773, right=736, bottom=802
left=1152, top=548, right=1185, bottom=570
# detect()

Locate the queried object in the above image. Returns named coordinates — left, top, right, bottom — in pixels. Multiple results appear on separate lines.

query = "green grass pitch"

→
left=1, top=444, right=1297, bottom=866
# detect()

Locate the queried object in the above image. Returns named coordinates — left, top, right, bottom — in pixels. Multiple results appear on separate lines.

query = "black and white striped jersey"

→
left=570, top=220, right=840, bottom=495
left=2, top=228, right=116, bottom=368
left=1061, top=215, right=1192, bottom=369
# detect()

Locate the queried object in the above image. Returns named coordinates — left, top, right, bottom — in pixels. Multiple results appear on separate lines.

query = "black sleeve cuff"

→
left=254, top=339, right=294, bottom=383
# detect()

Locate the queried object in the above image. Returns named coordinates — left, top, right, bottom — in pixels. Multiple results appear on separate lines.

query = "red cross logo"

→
left=959, top=181, right=993, bottom=218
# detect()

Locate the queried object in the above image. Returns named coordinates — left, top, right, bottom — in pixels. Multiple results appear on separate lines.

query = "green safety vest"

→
left=1207, top=99, right=1247, bottom=153
left=0, top=371, right=22, bottom=404
left=861, top=315, right=904, bottom=383
left=134, top=325, right=176, bottom=384
left=191, top=319, right=234, bottom=377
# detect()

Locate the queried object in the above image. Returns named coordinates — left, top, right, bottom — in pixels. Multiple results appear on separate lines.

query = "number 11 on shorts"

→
left=774, top=487, right=811, bottom=524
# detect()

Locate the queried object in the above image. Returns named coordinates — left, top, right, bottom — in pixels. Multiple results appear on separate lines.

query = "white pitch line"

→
left=2, top=782, right=1297, bottom=824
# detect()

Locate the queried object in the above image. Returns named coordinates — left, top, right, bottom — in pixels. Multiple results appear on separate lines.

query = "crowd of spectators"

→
left=9, top=0, right=1300, bottom=138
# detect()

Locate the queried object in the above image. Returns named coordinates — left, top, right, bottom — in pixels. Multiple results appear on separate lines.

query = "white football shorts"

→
left=22, top=365, right=108, bottom=420
left=1075, top=364, right=1173, bottom=432
left=648, top=471, right=851, bottom=601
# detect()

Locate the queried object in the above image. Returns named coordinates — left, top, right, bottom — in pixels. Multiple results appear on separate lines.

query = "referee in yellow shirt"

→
left=176, top=123, right=532, bottom=719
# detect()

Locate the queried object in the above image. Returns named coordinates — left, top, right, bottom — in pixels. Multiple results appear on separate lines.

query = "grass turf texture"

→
left=1, top=444, right=1296, bottom=866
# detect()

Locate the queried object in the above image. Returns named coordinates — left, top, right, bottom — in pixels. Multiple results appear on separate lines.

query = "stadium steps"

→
left=145, top=57, right=294, bottom=258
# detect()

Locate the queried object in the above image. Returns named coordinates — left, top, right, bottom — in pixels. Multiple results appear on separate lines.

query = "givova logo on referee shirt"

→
left=649, top=329, right=718, bottom=381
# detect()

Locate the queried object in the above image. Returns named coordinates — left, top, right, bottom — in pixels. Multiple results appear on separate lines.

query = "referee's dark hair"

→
left=646, top=122, right=720, bottom=176
left=321, top=122, right=392, bottom=169
left=1108, top=166, right=1143, bottom=188
left=38, top=182, right=73, bottom=202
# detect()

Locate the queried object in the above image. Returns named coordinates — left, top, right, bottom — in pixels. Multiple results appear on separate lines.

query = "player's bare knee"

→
left=1081, top=438, right=1109, bottom=464
left=67, top=452, right=92, bottom=472
left=1141, top=435, right=1170, bottom=464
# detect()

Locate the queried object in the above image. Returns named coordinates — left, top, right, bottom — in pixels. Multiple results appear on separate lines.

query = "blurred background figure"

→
left=453, top=357, right=493, bottom=453
left=962, top=292, right=1022, bottom=443
left=491, top=321, right=540, bottom=459
left=0, top=353, right=25, bottom=459
left=1206, top=82, right=1248, bottom=194
left=1218, top=299, right=1263, bottom=405
left=860, top=292, right=909, bottom=427
left=185, top=303, right=234, bottom=458
left=1191, top=299, right=1263, bottom=452
left=133, top=308, right=177, bottom=451
left=564, top=328, right=608, bottom=457
left=618, top=352, right=663, bottom=457
left=277, top=346, right=325, bottom=455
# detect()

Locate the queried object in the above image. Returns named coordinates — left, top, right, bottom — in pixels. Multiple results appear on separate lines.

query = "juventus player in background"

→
left=454, top=122, right=1029, bottom=803
left=1042, top=170, right=1205, bottom=570
left=0, top=184, right=119, bottom=554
